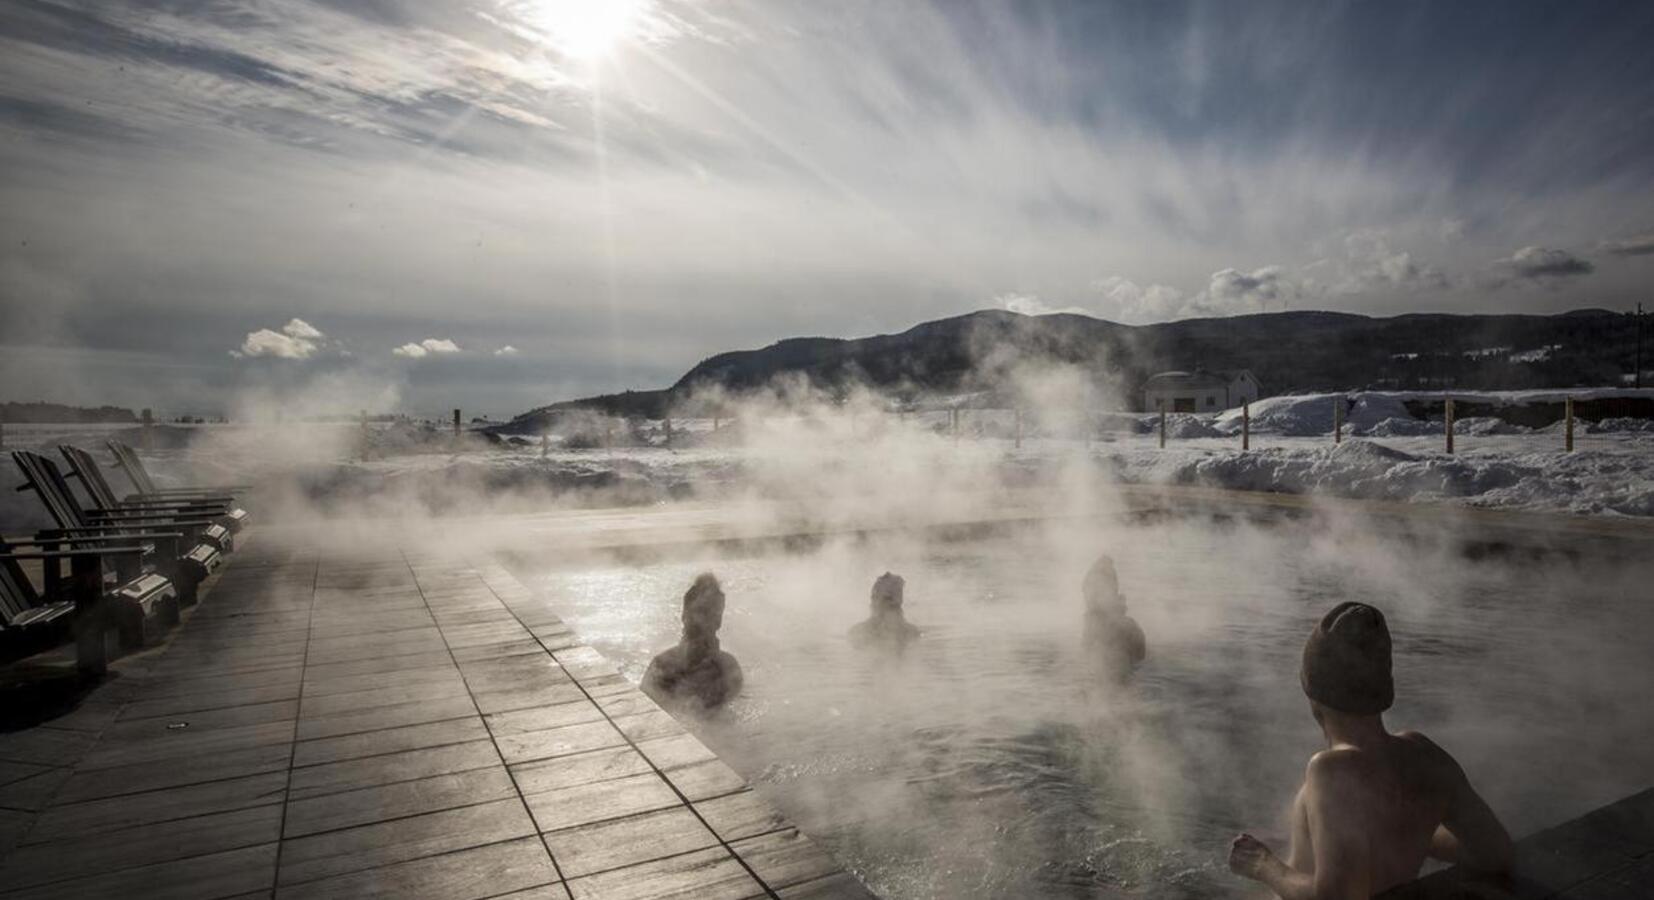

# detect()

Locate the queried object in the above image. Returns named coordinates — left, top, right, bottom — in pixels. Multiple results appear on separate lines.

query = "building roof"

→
left=1144, top=370, right=1229, bottom=389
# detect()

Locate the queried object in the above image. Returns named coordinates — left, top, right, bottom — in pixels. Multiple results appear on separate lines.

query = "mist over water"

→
left=526, top=515, right=1654, bottom=899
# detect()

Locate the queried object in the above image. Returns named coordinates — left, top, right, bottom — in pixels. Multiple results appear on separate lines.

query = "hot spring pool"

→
left=526, top=515, right=1654, bottom=898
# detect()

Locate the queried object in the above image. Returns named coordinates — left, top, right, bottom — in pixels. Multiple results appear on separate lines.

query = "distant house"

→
left=1142, top=369, right=1261, bottom=413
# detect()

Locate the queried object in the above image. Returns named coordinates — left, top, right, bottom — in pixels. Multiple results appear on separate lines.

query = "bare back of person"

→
left=1285, top=732, right=1459, bottom=894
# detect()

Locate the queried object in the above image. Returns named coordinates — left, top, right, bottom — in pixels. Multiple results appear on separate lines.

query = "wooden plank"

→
left=27, top=771, right=288, bottom=843
left=54, top=743, right=292, bottom=804
left=278, top=797, right=536, bottom=886
left=510, top=746, right=654, bottom=796
left=283, top=767, right=517, bottom=838
left=522, top=772, right=682, bottom=833
left=473, top=683, right=588, bottom=716
left=103, top=699, right=298, bottom=738
left=777, top=873, right=879, bottom=899
left=297, top=679, right=471, bottom=719
left=495, top=720, right=627, bottom=766
left=663, top=759, right=747, bottom=802
left=296, top=694, right=476, bottom=741
left=78, top=720, right=296, bottom=770
left=485, top=701, right=607, bottom=736
left=543, top=806, right=720, bottom=878
left=0, top=841, right=277, bottom=900
left=286, top=740, right=500, bottom=801
left=731, top=829, right=842, bottom=892
left=695, top=791, right=790, bottom=843
left=562, top=846, right=763, bottom=900
left=291, top=716, right=489, bottom=768
left=0, top=804, right=281, bottom=891
left=273, top=834, right=559, bottom=900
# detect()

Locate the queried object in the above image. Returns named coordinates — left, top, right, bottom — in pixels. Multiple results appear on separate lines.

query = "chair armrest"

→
left=2, top=547, right=151, bottom=559
left=34, top=528, right=186, bottom=540
left=81, top=512, right=224, bottom=526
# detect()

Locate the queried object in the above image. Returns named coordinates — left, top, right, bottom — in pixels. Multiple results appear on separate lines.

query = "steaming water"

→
left=528, top=516, right=1654, bottom=898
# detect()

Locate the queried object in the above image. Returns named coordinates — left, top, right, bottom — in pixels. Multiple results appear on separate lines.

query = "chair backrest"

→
left=109, top=442, right=159, bottom=494
left=0, top=545, right=39, bottom=626
left=11, top=451, right=91, bottom=532
left=60, top=445, right=122, bottom=509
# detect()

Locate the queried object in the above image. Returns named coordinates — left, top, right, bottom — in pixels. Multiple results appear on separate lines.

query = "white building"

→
left=1142, top=369, right=1262, bottom=413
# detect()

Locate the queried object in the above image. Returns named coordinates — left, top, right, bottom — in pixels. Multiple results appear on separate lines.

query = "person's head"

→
left=1301, top=601, right=1393, bottom=728
left=871, top=572, right=905, bottom=616
left=1082, top=554, right=1124, bottom=613
left=681, top=573, right=725, bottom=653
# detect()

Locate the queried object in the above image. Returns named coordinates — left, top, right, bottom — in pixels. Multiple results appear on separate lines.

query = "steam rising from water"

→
left=527, top=516, right=1654, bottom=898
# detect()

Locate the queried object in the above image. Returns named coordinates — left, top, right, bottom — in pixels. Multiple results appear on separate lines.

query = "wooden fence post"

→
left=1444, top=398, right=1455, bottom=455
left=1242, top=402, right=1250, bottom=451
left=1333, top=397, right=1343, bottom=445
left=664, top=415, right=673, bottom=448
left=452, top=409, right=461, bottom=438
left=1565, top=397, right=1575, bottom=453
left=1158, top=402, right=1167, bottom=449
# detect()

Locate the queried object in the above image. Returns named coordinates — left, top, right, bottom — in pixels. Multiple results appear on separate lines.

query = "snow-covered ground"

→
left=3, top=392, right=1651, bottom=532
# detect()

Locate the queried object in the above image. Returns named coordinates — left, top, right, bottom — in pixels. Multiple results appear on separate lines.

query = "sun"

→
left=529, top=0, right=651, bottom=61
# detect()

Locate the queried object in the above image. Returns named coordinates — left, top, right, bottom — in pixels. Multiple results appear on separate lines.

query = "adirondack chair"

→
left=1, top=537, right=179, bottom=673
left=16, top=450, right=232, bottom=555
left=12, top=451, right=223, bottom=605
left=107, top=443, right=251, bottom=530
left=59, top=445, right=240, bottom=541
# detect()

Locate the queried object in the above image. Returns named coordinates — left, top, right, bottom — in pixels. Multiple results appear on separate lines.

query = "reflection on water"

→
left=532, top=518, right=1654, bottom=899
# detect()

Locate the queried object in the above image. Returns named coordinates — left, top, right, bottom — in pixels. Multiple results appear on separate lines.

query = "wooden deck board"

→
left=0, top=528, right=875, bottom=899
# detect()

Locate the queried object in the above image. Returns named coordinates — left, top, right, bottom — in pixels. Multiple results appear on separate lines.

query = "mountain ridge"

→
left=502, top=307, right=1641, bottom=426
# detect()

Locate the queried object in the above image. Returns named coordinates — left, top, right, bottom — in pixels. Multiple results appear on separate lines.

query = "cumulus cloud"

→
left=1500, top=246, right=1594, bottom=278
left=393, top=338, right=463, bottom=358
left=1600, top=233, right=1654, bottom=257
left=1091, top=276, right=1189, bottom=324
left=1200, top=266, right=1299, bottom=313
left=231, top=317, right=326, bottom=359
left=1309, top=230, right=1450, bottom=295
left=493, top=345, right=520, bottom=356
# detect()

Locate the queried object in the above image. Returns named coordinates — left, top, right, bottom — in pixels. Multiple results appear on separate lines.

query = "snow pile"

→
left=1214, top=394, right=1339, bottom=436
left=1452, top=416, right=1531, bottom=436
left=1588, top=417, right=1654, bottom=434
left=1362, top=417, right=1440, bottom=437
left=1163, top=414, right=1224, bottom=439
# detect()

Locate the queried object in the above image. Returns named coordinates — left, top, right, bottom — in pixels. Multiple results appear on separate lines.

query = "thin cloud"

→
left=1600, top=233, right=1654, bottom=257
left=494, top=345, right=520, bottom=356
left=1500, top=246, right=1594, bottom=279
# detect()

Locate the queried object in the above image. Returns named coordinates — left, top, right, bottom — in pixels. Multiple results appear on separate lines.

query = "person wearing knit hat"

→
left=643, top=573, right=744, bottom=710
left=1081, top=553, right=1146, bottom=682
left=1229, top=602, right=1512, bottom=898
left=850, top=572, right=922, bottom=653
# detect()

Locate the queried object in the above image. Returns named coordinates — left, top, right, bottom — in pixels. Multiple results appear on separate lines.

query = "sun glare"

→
left=529, top=0, right=650, bottom=60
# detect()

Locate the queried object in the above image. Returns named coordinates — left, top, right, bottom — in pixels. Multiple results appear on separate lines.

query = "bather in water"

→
left=849, top=572, right=922, bottom=652
left=1081, top=554, right=1146, bottom=681
left=643, top=573, right=744, bottom=710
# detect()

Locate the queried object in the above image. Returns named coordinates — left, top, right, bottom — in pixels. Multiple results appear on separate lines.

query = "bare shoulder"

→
left=1395, top=730, right=1467, bottom=774
left=1305, top=746, right=1367, bottom=785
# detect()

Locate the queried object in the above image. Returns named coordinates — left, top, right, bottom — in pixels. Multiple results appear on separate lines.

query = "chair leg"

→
left=159, top=594, right=181, bottom=627
left=74, top=608, right=109, bottom=676
left=116, top=602, right=149, bottom=650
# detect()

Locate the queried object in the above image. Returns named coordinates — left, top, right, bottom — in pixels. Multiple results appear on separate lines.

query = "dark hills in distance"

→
left=503, top=307, right=1646, bottom=427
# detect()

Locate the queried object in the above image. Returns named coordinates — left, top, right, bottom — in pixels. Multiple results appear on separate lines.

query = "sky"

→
left=2, top=0, right=1653, bottom=417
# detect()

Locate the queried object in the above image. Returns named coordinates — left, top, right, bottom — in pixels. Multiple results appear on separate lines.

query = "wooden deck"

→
left=0, top=530, right=875, bottom=900
left=1382, top=787, right=1654, bottom=899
